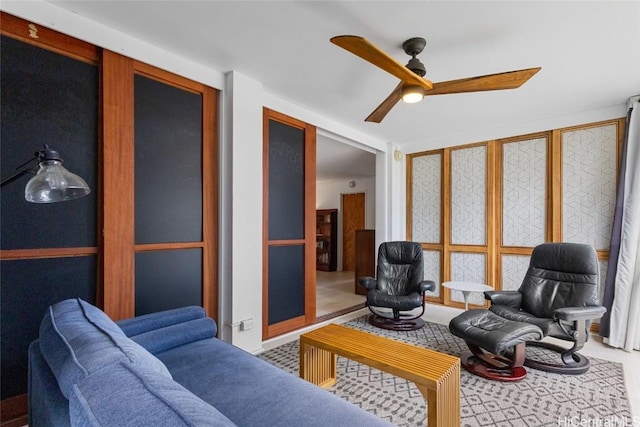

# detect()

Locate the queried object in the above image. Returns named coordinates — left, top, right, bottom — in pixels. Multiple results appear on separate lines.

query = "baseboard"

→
left=1, top=394, right=27, bottom=427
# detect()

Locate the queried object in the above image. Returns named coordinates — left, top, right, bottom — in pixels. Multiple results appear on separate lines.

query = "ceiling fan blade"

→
left=331, top=35, right=433, bottom=90
left=424, top=67, right=541, bottom=96
left=365, top=83, right=404, bottom=123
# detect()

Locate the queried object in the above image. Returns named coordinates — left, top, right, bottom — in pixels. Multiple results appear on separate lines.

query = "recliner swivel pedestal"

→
left=449, top=309, right=543, bottom=382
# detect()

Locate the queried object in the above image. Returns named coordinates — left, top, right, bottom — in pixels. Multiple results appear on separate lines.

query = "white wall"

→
left=316, top=177, right=375, bottom=271
left=387, top=145, right=407, bottom=241
left=220, top=71, right=264, bottom=352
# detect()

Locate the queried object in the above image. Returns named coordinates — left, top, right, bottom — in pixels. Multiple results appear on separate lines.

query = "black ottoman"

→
left=449, top=309, right=543, bottom=381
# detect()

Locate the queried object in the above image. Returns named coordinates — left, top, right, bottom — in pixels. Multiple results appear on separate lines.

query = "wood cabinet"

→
left=354, top=229, right=375, bottom=295
left=316, top=209, right=337, bottom=271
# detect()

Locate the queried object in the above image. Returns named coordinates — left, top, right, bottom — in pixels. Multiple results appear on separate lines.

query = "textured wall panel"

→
left=411, top=154, right=442, bottom=243
left=423, top=250, right=441, bottom=297
left=451, top=146, right=486, bottom=245
left=502, top=138, right=547, bottom=247
left=501, top=255, right=531, bottom=291
left=450, top=252, right=487, bottom=306
left=562, top=125, right=617, bottom=249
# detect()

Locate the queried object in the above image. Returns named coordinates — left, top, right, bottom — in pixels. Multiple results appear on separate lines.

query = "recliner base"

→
left=368, top=314, right=424, bottom=331
left=460, top=352, right=527, bottom=382
left=523, top=340, right=590, bottom=375
left=460, top=341, right=529, bottom=382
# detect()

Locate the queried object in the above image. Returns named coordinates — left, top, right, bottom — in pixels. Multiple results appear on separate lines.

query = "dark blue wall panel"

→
left=0, top=256, right=96, bottom=399
left=268, top=245, right=305, bottom=325
left=268, top=120, right=304, bottom=241
left=0, top=35, right=98, bottom=250
left=134, top=75, right=203, bottom=244
left=135, top=249, right=202, bottom=316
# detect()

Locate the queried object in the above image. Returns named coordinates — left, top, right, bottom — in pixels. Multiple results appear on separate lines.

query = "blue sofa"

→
left=28, top=298, right=392, bottom=426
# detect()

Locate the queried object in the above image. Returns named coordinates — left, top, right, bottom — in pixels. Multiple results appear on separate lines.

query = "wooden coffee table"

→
left=299, top=323, right=460, bottom=427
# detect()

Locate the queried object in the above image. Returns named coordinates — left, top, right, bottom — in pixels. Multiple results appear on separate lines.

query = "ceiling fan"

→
left=330, top=35, right=541, bottom=123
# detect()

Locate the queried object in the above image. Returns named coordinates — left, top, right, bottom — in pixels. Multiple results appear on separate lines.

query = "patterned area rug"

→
left=258, top=316, right=632, bottom=426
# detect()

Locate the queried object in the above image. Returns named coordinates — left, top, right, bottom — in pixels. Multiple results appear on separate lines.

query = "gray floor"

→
left=316, top=270, right=366, bottom=317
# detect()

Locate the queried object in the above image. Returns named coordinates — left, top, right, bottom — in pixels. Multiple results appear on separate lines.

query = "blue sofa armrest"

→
left=129, top=317, right=217, bottom=355
left=117, top=306, right=207, bottom=337
left=29, top=340, right=71, bottom=427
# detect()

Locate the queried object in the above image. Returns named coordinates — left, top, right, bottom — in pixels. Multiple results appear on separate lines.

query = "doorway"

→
left=314, top=134, right=375, bottom=320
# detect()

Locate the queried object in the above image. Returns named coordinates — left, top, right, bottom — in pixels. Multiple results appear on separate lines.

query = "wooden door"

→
left=354, top=229, right=375, bottom=295
left=342, top=192, right=365, bottom=271
left=262, top=109, right=316, bottom=339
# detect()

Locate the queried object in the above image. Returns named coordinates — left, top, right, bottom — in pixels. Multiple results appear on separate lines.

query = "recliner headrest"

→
left=529, top=243, right=598, bottom=275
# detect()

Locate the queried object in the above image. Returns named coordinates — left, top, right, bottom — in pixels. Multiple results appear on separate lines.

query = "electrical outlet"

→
left=240, top=318, right=255, bottom=331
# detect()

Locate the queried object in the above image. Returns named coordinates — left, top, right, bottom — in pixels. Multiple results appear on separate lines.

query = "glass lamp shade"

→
left=402, top=85, right=424, bottom=104
left=24, top=160, right=91, bottom=203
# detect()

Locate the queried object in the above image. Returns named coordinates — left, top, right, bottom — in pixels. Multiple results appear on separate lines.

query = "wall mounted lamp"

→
left=0, top=145, right=90, bottom=203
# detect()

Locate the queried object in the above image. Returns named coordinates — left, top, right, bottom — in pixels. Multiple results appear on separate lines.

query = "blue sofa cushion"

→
left=128, top=317, right=217, bottom=355
left=70, top=362, right=236, bottom=426
left=39, top=298, right=171, bottom=399
left=117, top=306, right=208, bottom=337
left=158, top=339, right=395, bottom=426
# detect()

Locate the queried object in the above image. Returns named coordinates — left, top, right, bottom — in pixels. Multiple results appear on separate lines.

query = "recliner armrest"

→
left=419, top=280, right=436, bottom=293
left=553, top=306, right=607, bottom=322
left=484, top=291, right=522, bottom=308
left=358, top=277, right=377, bottom=291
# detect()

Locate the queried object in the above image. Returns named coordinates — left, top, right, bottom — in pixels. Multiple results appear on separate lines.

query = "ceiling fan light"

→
left=402, top=86, right=424, bottom=103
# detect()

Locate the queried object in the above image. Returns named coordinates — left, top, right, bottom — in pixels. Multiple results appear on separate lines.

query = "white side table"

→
left=442, top=281, right=493, bottom=310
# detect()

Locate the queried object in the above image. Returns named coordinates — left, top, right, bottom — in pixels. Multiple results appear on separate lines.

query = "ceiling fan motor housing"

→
left=406, top=57, right=426, bottom=77
left=403, top=37, right=427, bottom=77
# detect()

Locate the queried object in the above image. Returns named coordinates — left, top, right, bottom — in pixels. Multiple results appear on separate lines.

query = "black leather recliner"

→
left=485, top=242, right=607, bottom=374
left=358, top=241, right=435, bottom=331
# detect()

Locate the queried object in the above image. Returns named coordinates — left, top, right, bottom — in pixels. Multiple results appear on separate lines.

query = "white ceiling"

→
left=34, top=1, right=640, bottom=180
left=316, top=134, right=376, bottom=182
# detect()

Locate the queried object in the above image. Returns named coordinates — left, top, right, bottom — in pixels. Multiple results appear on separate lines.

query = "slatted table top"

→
left=300, top=323, right=459, bottom=388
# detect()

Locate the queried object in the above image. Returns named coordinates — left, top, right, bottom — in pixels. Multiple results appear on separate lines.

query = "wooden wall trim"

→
left=100, top=50, right=135, bottom=320
left=486, top=141, right=498, bottom=290
left=304, top=123, right=317, bottom=325
left=406, top=154, right=413, bottom=239
left=266, top=315, right=307, bottom=338
left=0, top=247, right=98, bottom=260
left=442, top=148, right=452, bottom=304
left=134, top=242, right=205, bottom=252
left=0, top=12, right=99, bottom=64
left=261, top=108, right=270, bottom=339
left=133, top=60, right=206, bottom=93
left=0, top=394, right=27, bottom=426
left=550, top=129, right=563, bottom=242
left=202, top=86, right=219, bottom=322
